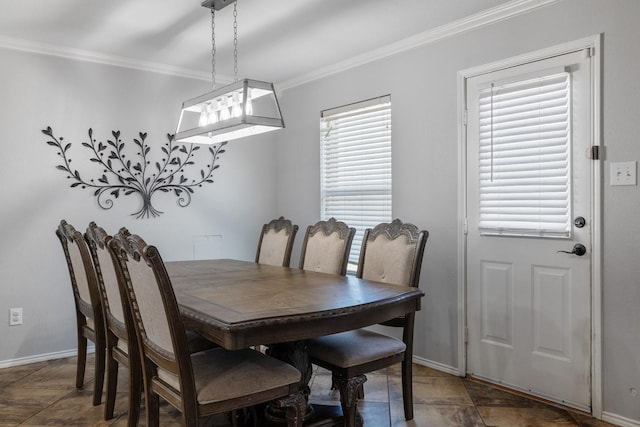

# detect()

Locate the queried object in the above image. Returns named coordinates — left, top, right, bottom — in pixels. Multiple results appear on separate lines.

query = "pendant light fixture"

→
left=175, top=0, right=284, bottom=145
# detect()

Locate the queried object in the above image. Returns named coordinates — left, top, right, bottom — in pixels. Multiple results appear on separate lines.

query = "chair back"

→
left=56, top=220, right=104, bottom=334
left=85, top=223, right=130, bottom=346
left=255, top=216, right=298, bottom=267
left=357, top=219, right=428, bottom=288
left=299, top=218, right=355, bottom=276
left=109, top=231, right=195, bottom=400
left=357, top=218, right=428, bottom=331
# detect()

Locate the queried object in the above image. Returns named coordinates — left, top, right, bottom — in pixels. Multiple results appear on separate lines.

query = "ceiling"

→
left=0, top=0, right=516, bottom=88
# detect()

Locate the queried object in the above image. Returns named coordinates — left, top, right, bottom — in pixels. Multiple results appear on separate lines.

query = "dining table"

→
left=165, top=258, right=424, bottom=425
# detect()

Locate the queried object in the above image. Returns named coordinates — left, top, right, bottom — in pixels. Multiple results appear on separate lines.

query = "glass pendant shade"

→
left=175, top=79, right=284, bottom=144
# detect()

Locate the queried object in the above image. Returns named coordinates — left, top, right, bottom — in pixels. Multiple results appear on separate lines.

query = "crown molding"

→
left=0, top=34, right=217, bottom=82
left=278, top=0, right=561, bottom=91
left=0, top=0, right=560, bottom=89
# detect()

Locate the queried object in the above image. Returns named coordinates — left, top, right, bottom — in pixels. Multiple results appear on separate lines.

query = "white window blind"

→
left=478, top=72, right=571, bottom=237
left=320, top=95, right=392, bottom=265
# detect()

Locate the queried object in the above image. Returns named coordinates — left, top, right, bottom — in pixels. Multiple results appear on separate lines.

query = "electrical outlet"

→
left=610, top=161, right=637, bottom=186
left=9, top=307, right=23, bottom=326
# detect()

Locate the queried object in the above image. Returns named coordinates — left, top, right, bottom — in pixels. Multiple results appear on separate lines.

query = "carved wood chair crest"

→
left=266, top=216, right=296, bottom=234
left=307, top=217, right=352, bottom=239
left=368, top=218, right=421, bottom=243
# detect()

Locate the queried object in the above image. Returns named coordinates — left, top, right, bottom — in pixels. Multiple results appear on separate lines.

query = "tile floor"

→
left=0, top=354, right=616, bottom=426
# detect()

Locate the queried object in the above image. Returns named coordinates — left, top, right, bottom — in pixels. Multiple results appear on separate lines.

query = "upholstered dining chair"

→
left=299, top=218, right=355, bottom=276
left=255, top=216, right=299, bottom=267
left=305, top=219, right=428, bottom=425
left=55, top=219, right=105, bottom=406
left=86, top=223, right=218, bottom=426
left=84, top=222, right=141, bottom=426
left=109, top=230, right=305, bottom=427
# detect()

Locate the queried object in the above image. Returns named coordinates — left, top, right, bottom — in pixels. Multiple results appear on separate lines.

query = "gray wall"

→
left=0, top=48, right=278, bottom=362
left=275, top=0, right=640, bottom=423
left=2, top=0, right=640, bottom=424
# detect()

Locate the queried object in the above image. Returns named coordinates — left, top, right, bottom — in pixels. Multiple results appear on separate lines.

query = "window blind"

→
left=320, top=96, right=392, bottom=265
left=478, top=72, right=571, bottom=237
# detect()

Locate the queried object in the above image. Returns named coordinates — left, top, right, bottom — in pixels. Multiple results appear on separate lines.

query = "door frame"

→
left=456, top=34, right=603, bottom=417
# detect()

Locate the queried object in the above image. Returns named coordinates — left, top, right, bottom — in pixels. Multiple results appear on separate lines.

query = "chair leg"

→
left=76, top=333, right=87, bottom=389
left=127, top=359, right=142, bottom=427
left=145, top=388, right=160, bottom=427
left=93, top=342, right=106, bottom=406
left=332, top=372, right=364, bottom=398
left=104, top=350, right=118, bottom=420
left=402, top=358, right=414, bottom=420
left=278, top=391, right=306, bottom=427
left=335, top=375, right=367, bottom=427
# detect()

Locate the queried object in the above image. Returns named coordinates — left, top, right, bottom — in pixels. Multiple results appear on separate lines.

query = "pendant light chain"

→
left=210, top=8, right=216, bottom=90
left=233, top=1, right=238, bottom=82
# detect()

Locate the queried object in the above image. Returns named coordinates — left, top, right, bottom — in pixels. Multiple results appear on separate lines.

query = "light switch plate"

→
left=610, top=161, right=637, bottom=186
left=9, top=307, right=23, bottom=326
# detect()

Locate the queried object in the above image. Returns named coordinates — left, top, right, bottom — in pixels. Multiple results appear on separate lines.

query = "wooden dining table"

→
left=165, top=258, right=424, bottom=425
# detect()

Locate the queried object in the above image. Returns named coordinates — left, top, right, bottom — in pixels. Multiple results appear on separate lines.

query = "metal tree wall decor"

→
left=42, top=126, right=227, bottom=218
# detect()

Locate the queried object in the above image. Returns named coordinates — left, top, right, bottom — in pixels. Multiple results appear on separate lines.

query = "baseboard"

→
left=602, top=412, right=640, bottom=427
left=0, top=346, right=94, bottom=370
left=412, top=355, right=460, bottom=376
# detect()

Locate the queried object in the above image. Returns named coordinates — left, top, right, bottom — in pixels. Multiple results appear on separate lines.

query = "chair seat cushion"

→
left=158, top=348, right=301, bottom=404
left=306, top=329, right=406, bottom=368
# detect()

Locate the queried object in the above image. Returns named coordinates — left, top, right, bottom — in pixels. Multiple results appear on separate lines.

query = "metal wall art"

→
left=42, top=126, right=226, bottom=218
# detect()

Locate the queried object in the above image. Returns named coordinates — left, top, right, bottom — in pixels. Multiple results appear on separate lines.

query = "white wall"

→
left=0, top=48, right=279, bottom=362
left=276, top=0, right=640, bottom=423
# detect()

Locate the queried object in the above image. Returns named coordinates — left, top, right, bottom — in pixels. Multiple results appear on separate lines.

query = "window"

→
left=478, top=71, right=571, bottom=237
left=320, top=95, right=392, bottom=269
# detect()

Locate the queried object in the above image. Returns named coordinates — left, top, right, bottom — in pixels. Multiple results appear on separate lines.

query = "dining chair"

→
left=86, top=223, right=219, bottom=426
left=305, top=219, right=428, bottom=425
left=84, top=223, right=141, bottom=425
left=55, top=219, right=106, bottom=406
left=255, top=216, right=299, bottom=267
left=298, top=218, right=355, bottom=276
left=109, top=230, right=305, bottom=427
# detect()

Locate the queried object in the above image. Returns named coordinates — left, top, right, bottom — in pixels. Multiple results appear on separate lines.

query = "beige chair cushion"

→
left=258, top=229, right=290, bottom=266
left=362, top=235, right=416, bottom=286
left=302, top=232, right=345, bottom=275
left=158, top=348, right=300, bottom=404
left=127, top=260, right=174, bottom=357
left=306, top=330, right=406, bottom=368
left=68, top=241, right=92, bottom=305
left=96, top=246, right=125, bottom=324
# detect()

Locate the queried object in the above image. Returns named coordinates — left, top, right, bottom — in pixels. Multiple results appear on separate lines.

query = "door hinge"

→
left=463, top=109, right=468, bottom=125
left=590, top=145, right=600, bottom=160
left=465, top=327, right=469, bottom=343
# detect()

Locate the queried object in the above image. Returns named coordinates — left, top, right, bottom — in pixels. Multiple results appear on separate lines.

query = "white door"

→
left=465, top=49, right=593, bottom=410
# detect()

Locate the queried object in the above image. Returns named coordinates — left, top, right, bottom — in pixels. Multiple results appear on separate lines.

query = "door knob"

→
left=574, top=216, right=586, bottom=228
left=557, top=243, right=587, bottom=256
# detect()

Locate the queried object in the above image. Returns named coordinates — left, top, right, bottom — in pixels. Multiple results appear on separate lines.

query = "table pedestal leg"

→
left=265, top=341, right=314, bottom=423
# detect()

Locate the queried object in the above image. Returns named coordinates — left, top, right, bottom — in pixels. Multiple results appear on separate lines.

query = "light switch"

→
left=610, top=161, right=637, bottom=186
